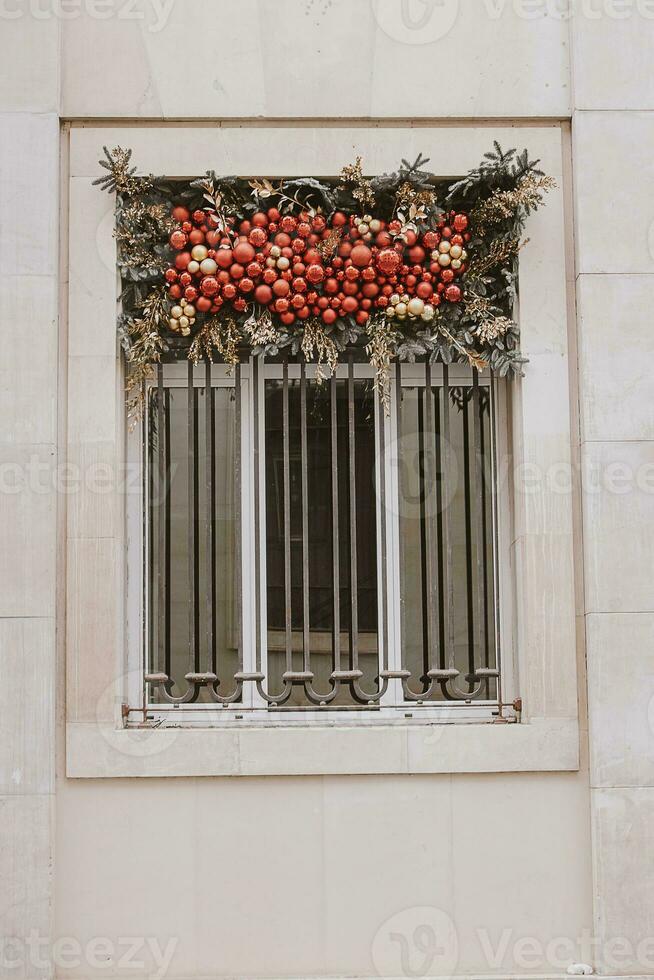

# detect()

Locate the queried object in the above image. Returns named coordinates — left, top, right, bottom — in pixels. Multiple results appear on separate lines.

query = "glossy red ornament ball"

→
left=200, top=276, right=219, bottom=297
left=222, top=283, right=237, bottom=300
left=170, top=230, right=187, bottom=250
left=172, top=206, right=190, bottom=223
left=164, top=268, right=178, bottom=283
left=416, top=281, right=433, bottom=300
left=321, top=308, right=337, bottom=324
left=252, top=212, right=268, bottom=227
left=376, top=248, right=401, bottom=276
left=422, top=231, right=440, bottom=249
left=248, top=227, right=267, bottom=248
left=453, top=214, right=468, bottom=232
left=233, top=241, right=255, bottom=265
left=174, top=252, right=192, bottom=270
left=168, top=284, right=182, bottom=299
left=272, top=279, right=290, bottom=297
left=184, top=286, right=198, bottom=302
left=306, top=263, right=325, bottom=285
left=445, top=284, right=462, bottom=303
left=254, top=284, right=273, bottom=305
left=215, top=248, right=233, bottom=269
left=239, top=277, right=254, bottom=293
left=350, top=244, right=372, bottom=268
left=196, top=296, right=212, bottom=313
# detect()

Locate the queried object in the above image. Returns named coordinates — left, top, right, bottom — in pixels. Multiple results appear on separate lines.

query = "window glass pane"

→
left=264, top=375, right=379, bottom=707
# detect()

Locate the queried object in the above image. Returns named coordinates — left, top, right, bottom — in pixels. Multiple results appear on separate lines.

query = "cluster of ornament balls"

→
left=163, top=204, right=471, bottom=336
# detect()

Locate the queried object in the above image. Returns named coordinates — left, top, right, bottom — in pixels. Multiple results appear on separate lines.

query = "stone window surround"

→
left=65, top=122, right=580, bottom=778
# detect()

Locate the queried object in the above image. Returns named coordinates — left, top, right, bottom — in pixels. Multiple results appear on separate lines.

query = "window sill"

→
left=66, top=717, right=579, bottom=778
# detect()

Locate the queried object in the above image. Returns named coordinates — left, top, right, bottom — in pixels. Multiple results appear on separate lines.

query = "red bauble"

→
left=297, top=222, right=311, bottom=237
left=272, top=279, right=290, bottom=297
left=230, top=264, right=245, bottom=280
left=233, top=241, right=256, bottom=265
left=172, top=206, right=190, bottom=223
left=445, top=285, right=462, bottom=303
left=306, top=263, right=325, bottom=285
left=164, top=268, right=177, bottom=283
left=350, top=244, right=372, bottom=268
left=200, top=276, right=219, bottom=297
left=192, top=210, right=205, bottom=224
left=322, top=308, right=337, bottom=324
left=247, top=262, right=263, bottom=278
left=274, top=232, right=291, bottom=248
left=252, top=211, right=268, bottom=227
left=291, top=293, right=306, bottom=310
left=188, top=229, right=205, bottom=246
left=215, top=248, right=233, bottom=269
left=267, top=207, right=281, bottom=222
left=170, top=230, right=187, bottom=250
left=331, top=212, right=347, bottom=227
left=248, top=227, right=267, bottom=248
left=196, top=296, right=212, bottom=313
left=222, top=283, right=237, bottom=300
left=275, top=297, right=289, bottom=313
left=408, top=245, right=426, bottom=265
left=184, top=286, right=198, bottom=302
left=233, top=298, right=247, bottom=312
left=239, top=278, right=254, bottom=293
left=168, top=284, right=182, bottom=299
left=440, top=268, right=455, bottom=283
left=356, top=310, right=369, bottom=325
left=341, top=296, right=358, bottom=314
left=422, top=231, right=440, bottom=249
left=280, top=216, right=297, bottom=233
left=174, top=252, right=192, bottom=270
left=376, top=248, right=401, bottom=276
left=292, top=277, right=307, bottom=293
left=312, top=215, right=327, bottom=232
left=254, top=284, right=273, bottom=305
left=416, top=282, right=434, bottom=300
left=453, top=213, right=468, bottom=232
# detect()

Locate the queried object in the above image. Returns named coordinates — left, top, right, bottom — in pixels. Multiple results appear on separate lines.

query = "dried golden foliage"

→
left=395, top=180, right=436, bottom=216
left=124, top=287, right=168, bottom=421
left=189, top=317, right=240, bottom=369
left=301, top=320, right=340, bottom=383
left=463, top=292, right=514, bottom=344
left=466, top=237, right=526, bottom=279
left=471, top=174, right=556, bottom=232
left=242, top=308, right=279, bottom=349
left=338, top=156, right=375, bottom=209
left=317, top=226, right=343, bottom=261
left=365, top=317, right=399, bottom=412
left=435, top=320, right=488, bottom=372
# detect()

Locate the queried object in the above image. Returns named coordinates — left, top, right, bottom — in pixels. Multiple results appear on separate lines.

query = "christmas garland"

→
left=95, top=143, right=554, bottom=417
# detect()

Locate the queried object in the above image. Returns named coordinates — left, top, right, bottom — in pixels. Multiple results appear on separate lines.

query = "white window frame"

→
left=129, top=361, right=511, bottom=727
left=65, top=123, right=579, bottom=777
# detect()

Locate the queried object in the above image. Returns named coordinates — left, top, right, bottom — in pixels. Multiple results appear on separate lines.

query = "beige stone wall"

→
left=0, top=1, right=652, bottom=977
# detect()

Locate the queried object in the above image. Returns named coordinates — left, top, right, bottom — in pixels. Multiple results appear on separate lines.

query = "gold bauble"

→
left=395, top=302, right=407, bottom=316
left=184, top=304, right=196, bottom=318
left=187, top=260, right=200, bottom=274
left=191, top=244, right=208, bottom=262
left=369, top=219, right=381, bottom=233
left=438, top=253, right=451, bottom=267
left=438, top=241, right=451, bottom=254
left=460, top=249, right=468, bottom=261
left=390, top=293, right=400, bottom=306
left=385, top=307, right=396, bottom=318
left=270, top=245, right=281, bottom=258
left=276, top=256, right=290, bottom=270
left=171, top=305, right=183, bottom=319
left=449, top=244, right=462, bottom=259
left=179, top=316, right=189, bottom=329
left=200, top=258, right=218, bottom=275
left=169, top=317, right=179, bottom=331
left=421, top=304, right=435, bottom=321
left=357, top=223, right=369, bottom=235
left=407, top=297, right=425, bottom=317
left=450, top=258, right=462, bottom=270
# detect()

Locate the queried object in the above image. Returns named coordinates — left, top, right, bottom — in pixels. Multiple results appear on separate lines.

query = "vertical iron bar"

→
left=300, top=362, right=310, bottom=673
left=377, top=386, right=389, bottom=673
left=282, top=359, right=293, bottom=672
left=479, top=378, right=490, bottom=670
left=235, top=360, right=243, bottom=674
left=330, top=373, right=341, bottom=672
left=164, top=389, right=171, bottom=677
left=440, top=364, right=455, bottom=670
left=424, top=361, right=439, bottom=673
left=462, top=389, right=475, bottom=681
left=156, top=364, right=167, bottom=677
left=471, top=370, right=487, bottom=683
left=347, top=355, right=358, bottom=672
left=417, top=386, right=429, bottom=681
left=395, top=362, right=404, bottom=667
left=205, top=358, right=215, bottom=675
left=253, top=356, right=261, bottom=672
left=188, top=359, right=199, bottom=672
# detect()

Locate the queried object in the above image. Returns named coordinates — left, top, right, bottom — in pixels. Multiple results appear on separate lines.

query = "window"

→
left=138, top=351, right=504, bottom=720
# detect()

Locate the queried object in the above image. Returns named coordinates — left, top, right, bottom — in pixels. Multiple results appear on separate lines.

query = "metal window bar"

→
left=144, top=357, right=500, bottom=711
